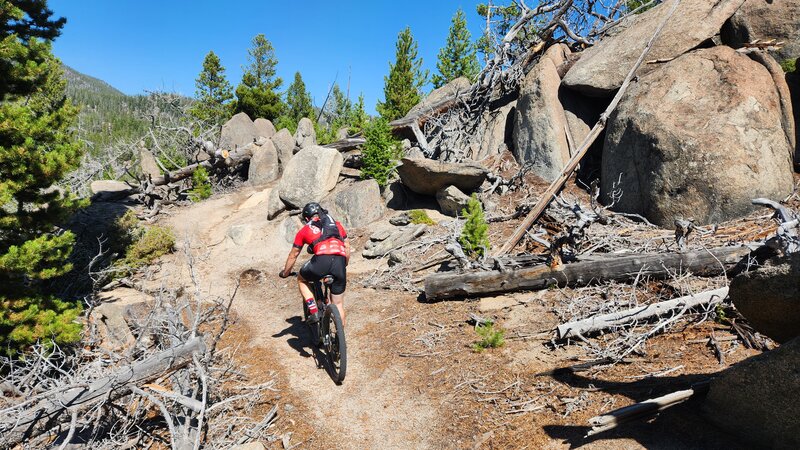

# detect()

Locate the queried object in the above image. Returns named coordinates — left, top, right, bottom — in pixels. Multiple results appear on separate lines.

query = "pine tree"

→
left=348, top=94, right=369, bottom=134
left=189, top=50, right=234, bottom=126
left=361, top=118, right=403, bottom=187
left=284, top=71, right=314, bottom=124
left=433, top=9, right=480, bottom=88
left=1, top=1, right=84, bottom=354
left=459, top=194, right=490, bottom=258
left=377, top=27, right=428, bottom=121
left=234, top=34, right=283, bottom=120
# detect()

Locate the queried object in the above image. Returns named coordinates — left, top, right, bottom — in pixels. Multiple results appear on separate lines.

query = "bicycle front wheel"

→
left=323, top=305, right=347, bottom=384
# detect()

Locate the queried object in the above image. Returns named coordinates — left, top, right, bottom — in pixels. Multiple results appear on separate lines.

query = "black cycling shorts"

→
left=300, top=254, right=347, bottom=295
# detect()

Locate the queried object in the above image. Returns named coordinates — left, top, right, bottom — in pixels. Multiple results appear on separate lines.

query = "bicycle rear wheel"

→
left=323, top=305, right=347, bottom=384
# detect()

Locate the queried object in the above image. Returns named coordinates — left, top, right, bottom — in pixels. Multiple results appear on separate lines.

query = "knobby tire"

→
left=324, top=305, right=347, bottom=384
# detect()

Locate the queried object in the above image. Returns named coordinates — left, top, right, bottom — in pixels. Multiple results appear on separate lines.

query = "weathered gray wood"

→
left=424, top=246, right=751, bottom=300
left=587, top=380, right=710, bottom=436
left=0, top=337, right=205, bottom=446
left=556, top=287, right=729, bottom=339
left=323, top=137, right=365, bottom=151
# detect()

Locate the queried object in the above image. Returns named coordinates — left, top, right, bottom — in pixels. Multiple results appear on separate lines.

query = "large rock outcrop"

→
left=721, top=0, right=800, bottom=63
left=601, top=46, right=794, bottom=227
left=397, top=158, right=488, bottom=196
left=278, top=145, right=343, bottom=208
left=703, top=337, right=800, bottom=449
left=513, top=55, right=572, bottom=181
left=324, top=180, right=384, bottom=228
left=562, top=0, right=745, bottom=96
left=729, top=253, right=800, bottom=343
left=248, top=140, right=279, bottom=185
left=220, top=112, right=258, bottom=151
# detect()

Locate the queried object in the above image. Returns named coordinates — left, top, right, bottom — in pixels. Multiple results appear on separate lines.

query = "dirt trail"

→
left=147, top=184, right=440, bottom=449
left=140, top=184, right=753, bottom=450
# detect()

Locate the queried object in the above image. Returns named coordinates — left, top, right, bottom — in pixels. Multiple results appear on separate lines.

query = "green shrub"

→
left=780, top=58, right=797, bottom=73
left=315, top=121, right=336, bottom=145
left=122, top=226, right=175, bottom=268
left=409, top=209, right=436, bottom=225
left=360, top=118, right=403, bottom=187
left=274, top=115, right=298, bottom=134
left=472, top=322, right=505, bottom=352
left=188, top=166, right=212, bottom=202
left=459, top=194, right=490, bottom=258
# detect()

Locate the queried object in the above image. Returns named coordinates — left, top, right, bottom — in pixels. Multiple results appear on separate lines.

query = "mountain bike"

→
left=302, top=275, right=347, bottom=384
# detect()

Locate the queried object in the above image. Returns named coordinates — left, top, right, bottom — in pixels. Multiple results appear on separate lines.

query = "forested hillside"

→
left=62, top=64, right=149, bottom=153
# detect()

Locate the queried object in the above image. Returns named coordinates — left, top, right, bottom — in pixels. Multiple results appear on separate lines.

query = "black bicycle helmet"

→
left=301, top=202, right=322, bottom=222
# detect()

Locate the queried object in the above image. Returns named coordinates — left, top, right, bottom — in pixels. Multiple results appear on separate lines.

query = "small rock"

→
left=389, top=213, right=411, bottom=226
left=227, top=224, right=253, bottom=246
left=284, top=403, right=295, bottom=413
left=336, top=127, right=349, bottom=141
left=363, top=224, right=427, bottom=258
left=388, top=251, right=405, bottom=266
left=436, top=185, right=471, bottom=217
left=370, top=228, right=393, bottom=242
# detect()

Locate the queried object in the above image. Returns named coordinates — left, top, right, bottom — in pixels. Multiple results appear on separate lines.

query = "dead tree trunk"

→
left=424, top=246, right=751, bottom=300
left=0, top=337, right=205, bottom=447
left=556, top=287, right=729, bottom=339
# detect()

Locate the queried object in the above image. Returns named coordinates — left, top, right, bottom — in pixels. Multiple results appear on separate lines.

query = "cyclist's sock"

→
left=305, top=298, right=318, bottom=315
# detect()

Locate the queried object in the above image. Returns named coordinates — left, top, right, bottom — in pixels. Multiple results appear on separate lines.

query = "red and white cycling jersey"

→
left=292, top=220, right=348, bottom=256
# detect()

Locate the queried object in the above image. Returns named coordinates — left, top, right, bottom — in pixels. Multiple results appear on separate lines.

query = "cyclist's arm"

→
left=281, top=246, right=302, bottom=276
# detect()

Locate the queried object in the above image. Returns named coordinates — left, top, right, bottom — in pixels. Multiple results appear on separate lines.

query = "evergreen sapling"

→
left=459, top=194, right=490, bottom=258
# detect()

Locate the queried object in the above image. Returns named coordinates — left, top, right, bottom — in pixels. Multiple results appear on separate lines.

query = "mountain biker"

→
left=279, top=202, right=350, bottom=325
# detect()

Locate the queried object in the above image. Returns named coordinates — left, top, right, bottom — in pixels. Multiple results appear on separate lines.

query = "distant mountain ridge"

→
left=62, top=65, right=127, bottom=98
left=61, top=64, right=150, bottom=154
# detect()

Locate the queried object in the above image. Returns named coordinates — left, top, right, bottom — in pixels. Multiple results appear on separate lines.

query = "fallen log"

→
left=587, top=380, right=710, bottom=437
left=424, top=245, right=750, bottom=300
left=389, top=91, right=472, bottom=131
left=0, top=337, right=206, bottom=446
left=556, top=287, right=729, bottom=339
left=323, top=137, right=365, bottom=152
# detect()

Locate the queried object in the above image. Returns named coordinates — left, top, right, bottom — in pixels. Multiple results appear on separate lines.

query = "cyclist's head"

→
left=302, top=202, right=323, bottom=222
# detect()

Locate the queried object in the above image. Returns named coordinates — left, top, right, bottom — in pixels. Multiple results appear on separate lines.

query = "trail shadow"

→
left=541, top=370, right=750, bottom=449
left=272, top=316, right=315, bottom=359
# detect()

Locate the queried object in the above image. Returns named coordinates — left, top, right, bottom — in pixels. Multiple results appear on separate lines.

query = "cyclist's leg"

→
left=299, top=258, right=323, bottom=318
left=329, top=255, right=347, bottom=326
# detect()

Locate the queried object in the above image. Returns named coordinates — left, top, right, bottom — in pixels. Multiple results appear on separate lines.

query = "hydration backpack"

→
left=311, top=211, right=343, bottom=247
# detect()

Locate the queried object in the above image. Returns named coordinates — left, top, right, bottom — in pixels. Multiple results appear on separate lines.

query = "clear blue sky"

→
left=49, top=0, right=486, bottom=115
